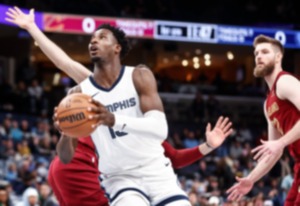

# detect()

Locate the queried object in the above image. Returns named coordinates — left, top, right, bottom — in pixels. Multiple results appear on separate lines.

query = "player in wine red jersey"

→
left=227, top=35, right=300, bottom=206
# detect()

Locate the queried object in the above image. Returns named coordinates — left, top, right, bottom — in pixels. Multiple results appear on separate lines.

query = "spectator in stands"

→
left=0, top=186, right=10, bottom=206
left=36, top=138, right=52, bottom=158
left=3, top=139, right=16, bottom=160
left=169, top=131, right=184, bottom=149
left=31, top=122, right=46, bottom=140
left=17, top=157, right=36, bottom=195
left=35, top=159, right=48, bottom=182
left=238, top=122, right=253, bottom=143
left=0, top=116, right=12, bottom=139
left=17, top=140, right=31, bottom=157
left=27, top=79, right=43, bottom=115
left=198, top=160, right=211, bottom=179
left=9, top=120, right=23, bottom=143
left=188, top=191, right=200, bottom=206
left=38, top=183, right=57, bottom=206
left=20, top=120, right=32, bottom=140
left=215, top=157, right=235, bottom=192
left=183, top=129, right=199, bottom=148
left=208, top=196, right=221, bottom=206
left=229, top=140, right=243, bottom=159
left=16, top=187, right=39, bottom=206
left=5, top=163, right=18, bottom=184
left=207, top=176, right=221, bottom=197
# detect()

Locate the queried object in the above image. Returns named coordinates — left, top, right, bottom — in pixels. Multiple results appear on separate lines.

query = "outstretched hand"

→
left=251, top=139, right=285, bottom=162
left=206, top=116, right=233, bottom=149
left=5, top=6, right=35, bottom=29
left=226, top=177, right=254, bottom=201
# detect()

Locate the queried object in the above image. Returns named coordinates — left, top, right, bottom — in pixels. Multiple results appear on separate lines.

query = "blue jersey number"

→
left=108, top=128, right=128, bottom=139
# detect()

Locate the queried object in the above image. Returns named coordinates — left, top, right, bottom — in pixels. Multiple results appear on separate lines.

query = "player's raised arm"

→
left=5, top=6, right=91, bottom=83
left=164, top=116, right=233, bottom=168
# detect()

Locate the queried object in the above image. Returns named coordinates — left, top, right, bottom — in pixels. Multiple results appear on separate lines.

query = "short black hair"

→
left=96, top=24, right=131, bottom=59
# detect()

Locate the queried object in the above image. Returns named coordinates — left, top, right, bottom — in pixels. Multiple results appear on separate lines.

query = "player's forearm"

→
left=279, top=120, right=300, bottom=147
left=112, top=110, right=168, bottom=141
left=199, top=142, right=215, bottom=156
left=173, top=147, right=203, bottom=168
left=26, top=23, right=90, bottom=83
left=247, top=151, right=282, bottom=183
left=163, top=141, right=204, bottom=168
left=56, top=135, right=77, bottom=164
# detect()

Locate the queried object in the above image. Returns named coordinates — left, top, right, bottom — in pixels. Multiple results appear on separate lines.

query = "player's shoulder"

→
left=131, top=64, right=156, bottom=92
left=277, top=73, right=299, bottom=88
left=133, top=64, right=151, bottom=72
left=276, top=72, right=300, bottom=99
left=132, top=64, right=154, bottom=77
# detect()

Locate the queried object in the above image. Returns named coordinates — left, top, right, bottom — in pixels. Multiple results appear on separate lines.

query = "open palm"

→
left=226, top=177, right=254, bottom=201
left=206, top=116, right=232, bottom=148
left=5, top=7, right=35, bottom=29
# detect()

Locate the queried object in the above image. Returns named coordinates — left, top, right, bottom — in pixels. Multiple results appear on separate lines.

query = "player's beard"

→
left=253, top=61, right=275, bottom=77
left=91, top=56, right=101, bottom=63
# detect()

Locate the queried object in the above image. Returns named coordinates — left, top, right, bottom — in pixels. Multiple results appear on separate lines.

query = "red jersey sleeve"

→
left=162, top=141, right=203, bottom=169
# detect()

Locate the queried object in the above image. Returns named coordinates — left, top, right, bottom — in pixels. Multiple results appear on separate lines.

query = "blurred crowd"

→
left=0, top=113, right=59, bottom=205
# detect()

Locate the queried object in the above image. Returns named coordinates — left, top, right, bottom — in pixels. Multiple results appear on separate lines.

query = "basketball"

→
left=56, top=93, right=98, bottom=138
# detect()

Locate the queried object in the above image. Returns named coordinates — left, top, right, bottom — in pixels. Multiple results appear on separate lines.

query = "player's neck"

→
left=264, top=66, right=283, bottom=89
left=93, top=61, right=122, bottom=88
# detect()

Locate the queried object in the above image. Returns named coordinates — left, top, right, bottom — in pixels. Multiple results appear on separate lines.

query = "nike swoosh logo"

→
left=91, top=92, right=99, bottom=98
left=115, top=131, right=128, bottom=137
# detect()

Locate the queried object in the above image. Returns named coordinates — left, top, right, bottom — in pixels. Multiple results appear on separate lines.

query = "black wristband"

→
left=205, top=142, right=214, bottom=149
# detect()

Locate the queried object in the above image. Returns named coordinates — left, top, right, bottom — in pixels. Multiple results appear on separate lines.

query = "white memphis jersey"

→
left=80, top=66, right=165, bottom=175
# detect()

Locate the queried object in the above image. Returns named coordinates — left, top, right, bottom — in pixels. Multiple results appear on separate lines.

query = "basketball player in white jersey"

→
left=5, top=7, right=232, bottom=206
left=69, top=24, right=190, bottom=206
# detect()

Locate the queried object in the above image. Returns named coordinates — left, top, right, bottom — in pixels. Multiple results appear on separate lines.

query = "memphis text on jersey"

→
left=105, top=97, right=136, bottom=112
left=58, top=97, right=136, bottom=124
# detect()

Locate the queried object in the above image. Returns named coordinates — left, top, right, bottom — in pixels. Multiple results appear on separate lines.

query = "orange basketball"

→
left=56, top=93, right=98, bottom=138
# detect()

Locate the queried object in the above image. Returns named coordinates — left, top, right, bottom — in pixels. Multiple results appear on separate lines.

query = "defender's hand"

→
left=206, top=116, right=233, bottom=149
left=226, top=177, right=254, bottom=201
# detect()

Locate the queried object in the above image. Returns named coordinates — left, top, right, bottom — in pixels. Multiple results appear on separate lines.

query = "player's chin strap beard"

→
left=91, top=56, right=104, bottom=65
